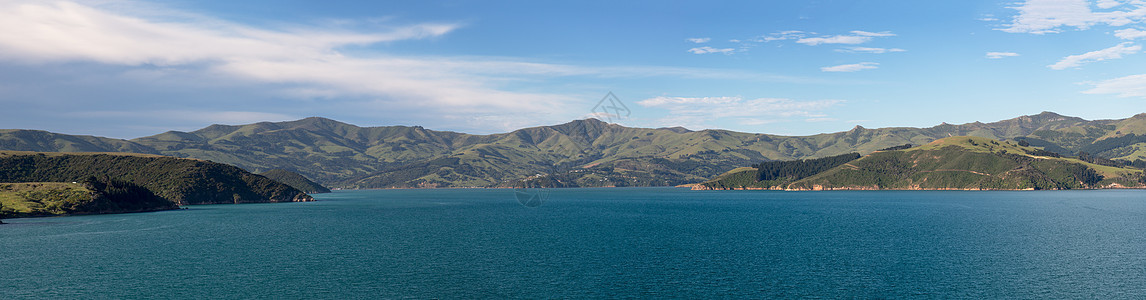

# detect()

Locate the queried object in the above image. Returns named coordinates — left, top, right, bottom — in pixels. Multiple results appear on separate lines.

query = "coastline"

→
left=1, top=206, right=182, bottom=221
left=690, top=184, right=1146, bottom=191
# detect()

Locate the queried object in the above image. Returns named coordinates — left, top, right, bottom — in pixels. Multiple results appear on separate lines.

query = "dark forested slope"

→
left=0, top=151, right=312, bottom=205
left=259, top=169, right=330, bottom=194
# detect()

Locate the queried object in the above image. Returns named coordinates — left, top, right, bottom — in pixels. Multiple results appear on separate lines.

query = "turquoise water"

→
left=3, top=188, right=1146, bottom=298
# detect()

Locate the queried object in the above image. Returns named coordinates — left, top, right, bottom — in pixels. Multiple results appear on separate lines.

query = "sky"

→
left=1, top=0, right=1146, bottom=139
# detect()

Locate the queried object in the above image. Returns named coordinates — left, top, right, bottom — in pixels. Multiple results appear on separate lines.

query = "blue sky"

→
left=1, top=0, right=1145, bottom=138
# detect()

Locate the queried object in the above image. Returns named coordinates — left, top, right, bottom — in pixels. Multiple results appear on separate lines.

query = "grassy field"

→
left=0, top=182, right=93, bottom=216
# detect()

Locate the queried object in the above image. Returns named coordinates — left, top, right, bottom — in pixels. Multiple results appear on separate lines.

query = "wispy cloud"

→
left=1115, top=28, right=1146, bottom=39
left=756, top=30, right=807, bottom=42
left=1048, top=42, right=1141, bottom=69
left=1084, top=73, right=1146, bottom=97
left=0, top=1, right=460, bottom=65
left=821, top=62, right=879, bottom=72
left=1000, top=0, right=1146, bottom=34
left=728, top=30, right=899, bottom=55
left=986, top=52, right=1021, bottom=59
left=686, top=37, right=711, bottom=43
left=636, top=96, right=843, bottom=129
left=836, top=47, right=906, bottom=54
left=687, top=46, right=735, bottom=54
left=797, top=31, right=895, bottom=46
left=0, top=0, right=827, bottom=133
left=1097, top=0, right=1125, bottom=9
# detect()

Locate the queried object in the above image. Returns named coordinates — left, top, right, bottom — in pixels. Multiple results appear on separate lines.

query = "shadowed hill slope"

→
left=0, top=151, right=313, bottom=205
left=259, top=169, right=330, bottom=194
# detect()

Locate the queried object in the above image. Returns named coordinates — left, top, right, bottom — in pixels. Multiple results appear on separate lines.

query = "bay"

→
left=3, top=188, right=1146, bottom=298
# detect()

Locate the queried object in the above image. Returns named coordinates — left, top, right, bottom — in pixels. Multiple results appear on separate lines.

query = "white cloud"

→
left=0, top=0, right=814, bottom=133
left=1097, top=0, right=1124, bottom=9
left=851, top=31, right=897, bottom=37
left=758, top=30, right=807, bottom=42
left=836, top=47, right=906, bottom=54
left=636, top=96, right=843, bottom=128
left=820, top=62, right=879, bottom=72
left=986, top=52, right=1021, bottom=59
left=1048, top=42, right=1141, bottom=69
left=0, top=1, right=460, bottom=66
left=796, top=31, right=895, bottom=46
left=1115, top=28, right=1146, bottom=39
left=1001, top=0, right=1146, bottom=34
left=686, top=37, right=711, bottom=43
left=1084, top=73, right=1146, bottom=97
left=687, top=46, right=735, bottom=54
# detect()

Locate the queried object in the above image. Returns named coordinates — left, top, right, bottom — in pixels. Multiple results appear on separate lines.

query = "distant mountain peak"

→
left=657, top=126, right=693, bottom=133
left=566, top=118, right=607, bottom=125
left=281, top=116, right=355, bottom=129
left=549, top=118, right=611, bottom=135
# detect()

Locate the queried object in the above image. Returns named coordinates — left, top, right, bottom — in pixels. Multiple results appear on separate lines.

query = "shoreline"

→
left=690, top=185, right=1146, bottom=191
left=325, top=185, right=1146, bottom=191
left=0, top=206, right=182, bottom=222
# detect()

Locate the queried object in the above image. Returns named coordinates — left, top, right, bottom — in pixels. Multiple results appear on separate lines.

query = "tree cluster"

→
left=751, top=153, right=861, bottom=182
left=0, top=153, right=309, bottom=205
left=1076, top=151, right=1121, bottom=168
left=1079, top=133, right=1146, bottom=156
left=877, top=144, right=914, bottom=151
left=1024, top=148, right=1062, bottom=158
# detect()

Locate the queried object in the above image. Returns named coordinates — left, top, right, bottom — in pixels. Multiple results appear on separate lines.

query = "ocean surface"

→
left=3, top=188, right=1146, bottom=298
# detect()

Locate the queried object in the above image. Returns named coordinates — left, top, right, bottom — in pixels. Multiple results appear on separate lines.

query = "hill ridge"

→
left=2, top=112, right=1145, bottom=188
left=698, top=136, right=1145, bottom=191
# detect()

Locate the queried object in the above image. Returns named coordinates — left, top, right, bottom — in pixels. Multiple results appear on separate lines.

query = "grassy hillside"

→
left=260, top=169, right=330, bottom=194
left=696, top=153, right=861, bottom=190
left=785, top=137, right=1145, bottom=190
left=0, top=179, right=177, bottom=219
left=695, top=167, right=764, bottom=190
left=2, top=112, right=1145, bottom=188
left=0, top=151, right=313, bottom=205
left=0, top=129, right=158, bottom=154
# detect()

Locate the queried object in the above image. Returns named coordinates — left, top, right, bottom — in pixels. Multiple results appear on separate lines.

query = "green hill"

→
left=696, top=153, right=861, bottom=190
left=0, top=129, right=159, bottom=154
left=0, top=151, right=313, bottom=206
left=2, top=112, right=1145, bottom=188
left=259, top=169, right=330, bottom=194
left=779, top=137, right=1144, bottom=190
left=700, top=137, right=1146, bottom=190
left=0, top=180, right=176, bottom=219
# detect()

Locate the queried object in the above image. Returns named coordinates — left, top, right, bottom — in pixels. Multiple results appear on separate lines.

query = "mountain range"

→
left=1, top=111, right=1144, bottom=188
